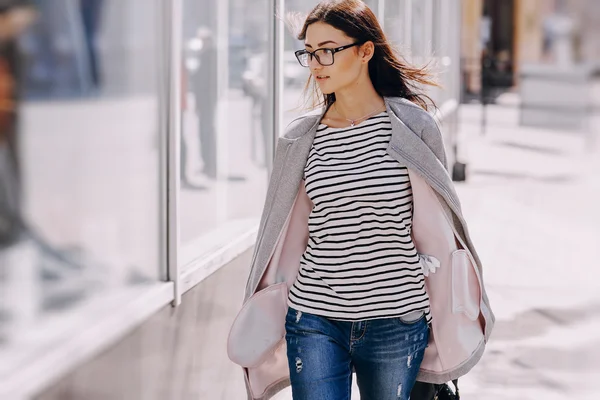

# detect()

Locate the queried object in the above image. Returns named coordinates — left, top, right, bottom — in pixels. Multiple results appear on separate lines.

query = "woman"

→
left=228, top=1, right=495, bottom=399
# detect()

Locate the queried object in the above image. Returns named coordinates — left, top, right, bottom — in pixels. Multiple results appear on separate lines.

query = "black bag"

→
left=410, top=380, right=460, bottom=400
left=435, top=380, right=460, bottom=400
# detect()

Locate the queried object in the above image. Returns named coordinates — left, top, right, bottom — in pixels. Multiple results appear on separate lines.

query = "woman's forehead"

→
left=305, top=22, right=350, bottom=46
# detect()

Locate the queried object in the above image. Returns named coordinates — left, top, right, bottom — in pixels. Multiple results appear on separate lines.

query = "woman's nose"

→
left=308, top=54, right=322, bottom=70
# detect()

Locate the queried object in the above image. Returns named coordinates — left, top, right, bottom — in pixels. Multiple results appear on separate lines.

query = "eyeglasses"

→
left=294, top=42, right=363, bottom=67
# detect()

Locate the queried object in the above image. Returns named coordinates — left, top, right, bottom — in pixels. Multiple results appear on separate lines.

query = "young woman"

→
left=228, top=1, right=495, bottom=399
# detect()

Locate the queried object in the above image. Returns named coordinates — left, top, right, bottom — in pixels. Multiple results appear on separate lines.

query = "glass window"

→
left=179, top=0, right=272, bottom=247
left=430, top=0, right=457, bottom=107
left=282, top=0, right=316, bottom=127
left=385, top=0, right=408, bottom=52
left=361, top=0, right=379, bottom=16
left=432, top=0, right=443, bottom=56
left=430, top=0, right=444, bottom=105
left=411, top=0, right=428, bottom=58
left=0, top=0, right=163, bottom=343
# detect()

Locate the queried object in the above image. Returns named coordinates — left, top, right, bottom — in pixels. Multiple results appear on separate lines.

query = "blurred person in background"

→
left=18, top=0, right=104, bottom=99
left=241, top=51, right=270, bottom=169
left=79, top=0, right=104, bottom=90
left=0, top=0, right=35, bottom=248
left=228, top=1, right=494, bottom=399
left=0, top=0, right=35, bottom=342
left=180, top=26, right=219, bottom=188
left=1, top=0, right=104, bottom=320
left=542, top=3, right=575, bottom=66
left=192, top=26, right=218, bottom=179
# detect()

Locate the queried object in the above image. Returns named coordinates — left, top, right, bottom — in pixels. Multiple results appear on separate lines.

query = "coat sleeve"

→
left=244, top=137, right=287, bottom=297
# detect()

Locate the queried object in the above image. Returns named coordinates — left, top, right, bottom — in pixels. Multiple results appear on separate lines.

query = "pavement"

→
left=450, top=102, right=600, bottom=399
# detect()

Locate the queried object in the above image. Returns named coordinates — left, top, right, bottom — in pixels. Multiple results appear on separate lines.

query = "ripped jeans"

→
left=285, top=307, right=429, bottom=400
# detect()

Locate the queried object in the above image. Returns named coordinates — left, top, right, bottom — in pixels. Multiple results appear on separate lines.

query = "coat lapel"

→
left=245, top=116, right=320, bottom=298
left=384, top=99, right=462, bottom=213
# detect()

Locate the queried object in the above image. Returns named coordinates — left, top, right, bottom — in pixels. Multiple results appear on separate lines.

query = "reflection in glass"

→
left=0, top=0, right=162, bottom=343
left=182, top=26, right=218, bottom=188
left=385, top=0, right=408, bottom=52
left=361, top=0, right=378, bottom=15
left=430, top=0, right=446, bottom=106
left=179, top=0, right=271, bottom=244
left=411, top=0, right=427, bottom=58
left=282, top=0, right=318, bottom=126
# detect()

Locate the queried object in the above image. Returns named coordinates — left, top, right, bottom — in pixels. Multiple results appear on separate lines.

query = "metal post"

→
left=158, top=0, right=170, bottom=282
left=167, top=0, right=182, bottom=306
left=481, top=51, right=491, bottom=136
left=214, top=0, right=229, bottom=223
left=268, top=0, right=284, bottom=170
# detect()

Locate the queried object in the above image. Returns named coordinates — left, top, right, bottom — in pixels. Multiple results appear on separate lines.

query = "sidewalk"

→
left=453, top=103, right=600, bottom=399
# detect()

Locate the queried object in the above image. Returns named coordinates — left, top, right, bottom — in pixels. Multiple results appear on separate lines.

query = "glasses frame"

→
left=294, top=42, right=363, bottom=67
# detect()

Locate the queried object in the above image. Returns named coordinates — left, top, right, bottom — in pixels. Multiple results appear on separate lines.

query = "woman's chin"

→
left=316, top=80, right=336, bottom=95
left=318, top=85, right=335, bottom=95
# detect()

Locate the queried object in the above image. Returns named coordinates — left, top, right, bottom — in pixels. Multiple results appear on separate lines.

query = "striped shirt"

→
left=288, top=111, right=431, bottom=322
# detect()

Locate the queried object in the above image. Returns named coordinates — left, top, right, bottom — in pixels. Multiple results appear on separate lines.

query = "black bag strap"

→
left=451, top=379, right=460, bottom=399
left=433, top=379, right=460, bottom=400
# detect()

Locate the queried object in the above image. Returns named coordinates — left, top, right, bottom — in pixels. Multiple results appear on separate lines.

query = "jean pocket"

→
left=397, top=310, right=425, bottom=325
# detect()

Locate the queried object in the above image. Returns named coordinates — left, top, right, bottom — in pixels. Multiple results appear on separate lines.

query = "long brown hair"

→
left=297, top=0, right=438, bottom=111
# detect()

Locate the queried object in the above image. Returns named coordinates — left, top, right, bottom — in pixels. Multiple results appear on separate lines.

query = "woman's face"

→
left=303, top=22, right=371, bottom=95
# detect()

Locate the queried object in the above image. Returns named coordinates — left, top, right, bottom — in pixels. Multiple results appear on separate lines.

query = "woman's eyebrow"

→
left=305, top=40, right=338, bottom=48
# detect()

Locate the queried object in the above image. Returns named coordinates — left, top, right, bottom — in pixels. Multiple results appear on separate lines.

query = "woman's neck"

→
left=333, top=78, right=384, bottom=121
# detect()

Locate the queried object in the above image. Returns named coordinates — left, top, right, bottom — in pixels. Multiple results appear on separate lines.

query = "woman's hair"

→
left=295, top=0, right=438, bottom=111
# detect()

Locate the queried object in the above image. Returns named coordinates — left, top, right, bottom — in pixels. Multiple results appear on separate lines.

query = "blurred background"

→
left=0, top=0, right=598, bottom=399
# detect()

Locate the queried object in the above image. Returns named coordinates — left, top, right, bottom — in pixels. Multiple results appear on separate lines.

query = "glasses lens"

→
left=315, top=49, right=334, bottom=66
left=296, top=51, right=310, bottom=67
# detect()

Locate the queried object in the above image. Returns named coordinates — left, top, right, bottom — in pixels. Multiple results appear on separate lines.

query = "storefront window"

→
left=179, top=0, right=272, bottom=248
left=411, top=0, right=431, bottom=59
left=281, top=0, right=315, bottom=127
left=0, top=0, right=163, bottom=344
left=385, top=0, right=408, bottom=52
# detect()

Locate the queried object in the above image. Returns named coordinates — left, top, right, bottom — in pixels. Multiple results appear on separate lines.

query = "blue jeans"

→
left=285, top=307, right=429, bottom=400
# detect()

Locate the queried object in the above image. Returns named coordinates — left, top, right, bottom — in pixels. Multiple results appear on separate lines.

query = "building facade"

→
left=461, top=0, right=600, bottom=98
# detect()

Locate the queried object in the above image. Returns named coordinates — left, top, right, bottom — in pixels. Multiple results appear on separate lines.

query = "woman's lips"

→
left=315, top=75, right=330, bottom=81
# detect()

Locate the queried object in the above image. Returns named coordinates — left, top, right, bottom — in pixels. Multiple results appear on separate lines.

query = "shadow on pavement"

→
left=491, top=302, right=600, bottom=342
left=470, top=169, right=577, bottom=183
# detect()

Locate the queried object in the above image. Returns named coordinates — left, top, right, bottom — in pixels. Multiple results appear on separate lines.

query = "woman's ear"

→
left=360, top=41, right=375, bottom=63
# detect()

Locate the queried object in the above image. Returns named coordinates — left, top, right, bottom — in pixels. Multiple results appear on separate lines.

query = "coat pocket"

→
left=451, top=250, right=480, bottom=321
left=227, top=282, right=288, bottom=368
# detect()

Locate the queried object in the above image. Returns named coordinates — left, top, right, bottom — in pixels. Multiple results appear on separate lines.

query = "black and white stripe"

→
left=288, top=111, right=431, bottom=322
